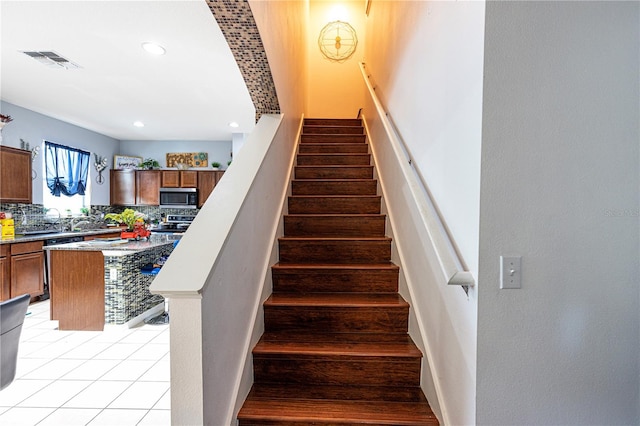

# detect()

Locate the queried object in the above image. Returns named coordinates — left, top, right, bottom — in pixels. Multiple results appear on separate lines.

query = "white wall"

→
left=306, top=0, right=366, bottom=118
left=0, top=101, right=119, bottom=206
left=364, top=0, right=484, bottom=280
left=477, top=2, right=640, bottom=424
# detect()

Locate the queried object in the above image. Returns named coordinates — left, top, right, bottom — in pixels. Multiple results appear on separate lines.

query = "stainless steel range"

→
left=152, top=214, right=196, bottom=238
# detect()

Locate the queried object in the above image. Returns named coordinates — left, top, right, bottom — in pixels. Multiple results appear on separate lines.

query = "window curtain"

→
left=45, top=141, right=91, bottom=197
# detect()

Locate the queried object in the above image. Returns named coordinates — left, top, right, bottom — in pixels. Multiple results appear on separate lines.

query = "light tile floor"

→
left=0, top=300, right=170, bottom=425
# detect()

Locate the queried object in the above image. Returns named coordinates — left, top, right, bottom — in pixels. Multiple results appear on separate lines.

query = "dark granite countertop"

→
left=0, top=228, right=123, bottom=245
left=43, top=234, right=176, bottom=256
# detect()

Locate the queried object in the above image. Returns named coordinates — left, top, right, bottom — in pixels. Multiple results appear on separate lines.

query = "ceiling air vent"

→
left=22, top=51, right=81, bottom=70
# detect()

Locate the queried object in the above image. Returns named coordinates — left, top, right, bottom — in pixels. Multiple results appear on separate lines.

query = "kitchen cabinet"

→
left=110, top=170, right=161, bottom=206
left=161, top=170, right=198, bottom=188
left=10, top=241, right=44, bottom=300
left=110, top=169, right=136, bottom=205
left=0, top=146, right=32, bottom=204
left=197, top=170, right=224, bottom=207
left=136, top=170, right=161, bottom=205
left=0, top=245, right=9, bottom=301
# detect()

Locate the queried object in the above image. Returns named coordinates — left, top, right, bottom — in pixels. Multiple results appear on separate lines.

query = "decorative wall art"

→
left=166, top=152, right=208, bottom=168
left=114, top=155, right=142, bottom=170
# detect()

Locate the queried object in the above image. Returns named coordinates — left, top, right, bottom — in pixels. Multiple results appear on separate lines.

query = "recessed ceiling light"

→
left=229, top=122, right=239, bottom=128
left=141, top=42, right=166, bottom=55
left=133, top=121, right=145, bottom=128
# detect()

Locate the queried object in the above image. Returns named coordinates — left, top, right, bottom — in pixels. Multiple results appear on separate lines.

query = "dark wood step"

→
left=298, top=143, right=369, bottom=154
left=288, top=195, right=381, bottom=214
left=303, top=125, right=364, bottom=135
left=284, top=214, right=385, bottom=237
left=244, top=382, right=428, bottom=403
left=254, top=349, right=418, bottom=388
left=238, top=398, right=438, bottom=425
left=263, top=293, right=409, bottom=334
left=272, top=263, right=399, bottom=293
left=304, top=118, right=362, bottom=127
left=301, top=134, right=366, bottom=144
left=278, top=237, right=391, bottom=264
left=291, top=179, right=377, bottom=196
left=297, top=153, right=370, bottom=166
left=295, top=166, right=373, bottom=180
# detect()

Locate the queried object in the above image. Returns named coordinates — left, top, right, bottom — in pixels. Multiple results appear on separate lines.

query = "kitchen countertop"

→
left=0, top=228, right=124, bottom=245
left=43, top=233, right=176, bottom=256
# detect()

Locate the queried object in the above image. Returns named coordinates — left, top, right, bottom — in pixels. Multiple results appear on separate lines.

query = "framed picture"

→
left=114, top=155, right=142, bottom=170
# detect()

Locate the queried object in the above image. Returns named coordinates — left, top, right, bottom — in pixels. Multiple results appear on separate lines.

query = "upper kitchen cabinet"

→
left=110, top=170, right=161, bottom=206
left=161, top=170, right=198, bottom=188
left=136, top=170, right=160, bottom=205
left=110, top=169, right=136, bottom=205
left=197, top=170, right=224, bottom=207
left=0, top=146, right=32, bottom=203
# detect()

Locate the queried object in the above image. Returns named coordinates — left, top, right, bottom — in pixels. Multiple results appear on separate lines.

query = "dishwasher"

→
left=41, top=235, right=85, bottom=301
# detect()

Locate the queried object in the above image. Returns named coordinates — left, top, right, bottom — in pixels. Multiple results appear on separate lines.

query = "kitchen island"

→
left=44, top=235, right=175, bottom=331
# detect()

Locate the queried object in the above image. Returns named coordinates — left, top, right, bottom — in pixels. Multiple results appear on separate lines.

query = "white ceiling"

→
left=0, top=0, right=256, bottom=141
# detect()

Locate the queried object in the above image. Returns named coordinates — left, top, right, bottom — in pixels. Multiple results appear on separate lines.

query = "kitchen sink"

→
left=18, top=229, right=61, bottom=235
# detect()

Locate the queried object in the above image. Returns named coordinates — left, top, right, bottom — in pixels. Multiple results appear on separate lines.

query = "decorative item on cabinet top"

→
left=166, top=152, right=208, bottom=168
left=114, top=155, right=142, bottom=170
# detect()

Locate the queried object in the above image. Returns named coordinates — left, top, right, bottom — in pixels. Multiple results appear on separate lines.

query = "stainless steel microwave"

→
left=159, top=188, right=198, bottom=209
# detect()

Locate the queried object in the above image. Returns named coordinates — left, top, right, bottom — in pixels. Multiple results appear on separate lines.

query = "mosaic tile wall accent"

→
left=206, top=0, right=281, bottom=122
left=104, top=243, right=174, bottom=325
left=0, top=203, right=200, bottom=232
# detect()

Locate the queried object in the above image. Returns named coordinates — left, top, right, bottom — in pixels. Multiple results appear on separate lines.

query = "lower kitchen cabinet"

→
left=9, top=241, right=44, bottom=300
left=0, top=245, right=10, bottom=301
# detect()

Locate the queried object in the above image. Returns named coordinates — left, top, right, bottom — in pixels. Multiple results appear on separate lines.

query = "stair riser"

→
left=297, top=154, right=370, bottom=166
left=288, top=196, right=381, bottom=214
left=264, top=307, right=409, bottom=334
left=304, top=118, right=362, bottom=127
left=272, top=268, right=399, bottom=293
left=295, top=166, right=373, bottom=180
left=279, top=240, right=391, bottom=264
left=303, top=126, right=364, bottom=135
left=301, top=134, right=366, bottom=144
left=298, top=144, right=369, bottom=154
left=292, top=180, right=377, bottom=196
left=284, top=215, right=385, bottom=237
left=253, top=357, right=421, bottom=387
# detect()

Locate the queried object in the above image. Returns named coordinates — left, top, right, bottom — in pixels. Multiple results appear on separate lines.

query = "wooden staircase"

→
left=237, top=118, right=438, bottom=425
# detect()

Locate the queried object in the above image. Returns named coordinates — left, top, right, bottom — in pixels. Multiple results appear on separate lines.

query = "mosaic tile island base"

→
left=44, top=235, right=175, bottom=330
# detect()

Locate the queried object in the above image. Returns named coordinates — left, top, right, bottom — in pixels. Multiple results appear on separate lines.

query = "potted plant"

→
left=140, top=158, right=160, bottom=170
left=211, top=161, right=221, bottom=170
left=104, top=208, right=150, bottom=240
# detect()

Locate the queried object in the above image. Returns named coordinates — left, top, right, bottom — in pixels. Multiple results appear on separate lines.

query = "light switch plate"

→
left=500, top=256, right=521, bottom=289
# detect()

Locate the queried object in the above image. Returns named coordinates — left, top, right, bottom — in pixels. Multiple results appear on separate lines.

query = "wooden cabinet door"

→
left=136, top=170, right=161, bottom=205
left=11, top=251, right=44, bottom=299
left=0, top=146, right=32, bottom=203
left=197, top=171, right=218, bottom=207
left=161, top=171, right=180, bottom=188
left=180, top=171, right=198, bottom=188
left=110, top=170, right=136, bottom=205
left=0, top=246, right=10, bottom=302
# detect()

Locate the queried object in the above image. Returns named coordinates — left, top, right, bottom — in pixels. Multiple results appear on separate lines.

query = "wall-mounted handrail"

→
left=359, top=62, right=474, bottom=288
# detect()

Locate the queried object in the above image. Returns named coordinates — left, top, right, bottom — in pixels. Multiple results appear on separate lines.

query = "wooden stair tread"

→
left=279, top=236, right=392, bottom=242
left=259, top=332, right=414, bottom=344
left=272, top=262, right=398, bottom=271
left=266, top=293, right=408, bottom=307
left=257, top=332, right=421, bottom=353
left=238, top=398, right=437, bottom=425
left=246, top=383, right=427, bottom=402
left=254, top=341, right=422, bottom=358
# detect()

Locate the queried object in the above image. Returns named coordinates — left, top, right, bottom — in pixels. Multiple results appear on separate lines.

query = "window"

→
left=43, top=141, right=91, bottom=215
